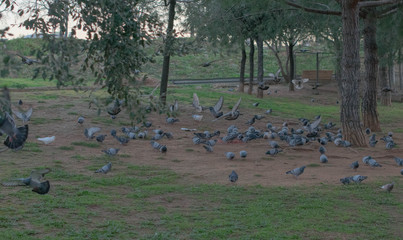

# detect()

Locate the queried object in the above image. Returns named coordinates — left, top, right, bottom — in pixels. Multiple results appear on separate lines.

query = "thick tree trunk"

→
left=340, top=0, right=366, bottom=146
left=248, top=38, right=255, bottom=95
left=160, top=0, right=176, bottom=105
left=361, top=9, right=381, bottom=132
left=288, top=42, right=295, bottom=91
left=257, top=36, right=264, bottom=98
left=334, top=38, right=343, bottom=99
left=239, top=43, right=246, bottom=93
left=379, top=65, right=392, bottom=106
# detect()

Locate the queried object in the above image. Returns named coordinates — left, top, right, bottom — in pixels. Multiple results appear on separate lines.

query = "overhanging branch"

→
left=286, top=0, right=341, bottom=16
left=358, top=0, right=401, bottom=8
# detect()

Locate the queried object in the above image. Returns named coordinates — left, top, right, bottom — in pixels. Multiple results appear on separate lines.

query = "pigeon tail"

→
left=4, top=125, right=28, bottom=150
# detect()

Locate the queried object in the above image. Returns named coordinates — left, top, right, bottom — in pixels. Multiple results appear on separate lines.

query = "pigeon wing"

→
left=309, top=115, right=322, bottom=131
left=174, top=99, right=179, bottom=111
left=213, top=96, right=224, bottom=112
left=30, top=168, right=51, bottom=181
left=231, top=97, right=242, bottom=114
left=192, top=93, right=200, bottom=109
left=25, top=108, right=33, bottom=120
left=12, top=109, right=25, bottom=121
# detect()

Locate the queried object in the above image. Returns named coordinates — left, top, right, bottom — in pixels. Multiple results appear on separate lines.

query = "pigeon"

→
left=114, top=135, right=129, bottom=145
left=96, top=134, right=107, bottom=143
left=201, top=59, right=218, bottom=67
left=239, top=150, right=247, bottom=158
left=214, top=97, right=242, bottom=121
left=286, top=166, right=306, bottom=178
left=16, top=54, right=40, bottom=65
left=369, top=134, right=378, bottom=147
left=102, top=148, right=119, bottom=156
left=401, top=169, right=403, bottom=175
left=385, top=141, right=395, bottom=149
left=77, top=116, right=84, bottom=124
left=266, top=148, right=282, bottom=155
left=319, top=146, right=326, bottom=154
left=394, top=157, right=403, bottom=166
left=12, top=108, right=33, bottom=123
left=291, top=78, right=309, bottom=89
left=245, top=116, right=256, bottom=125
left=192, top=93, right=205, bottom=112
left=110, top=129, right=117, bottom=137
left=192, top=114, right=203, bottom=121
left=340, top=177, right=351, bottom=185
left=203, top=144, right=213, bottom=152
left=351, top=175, right=367, bottom=183
left=95, top=162, right=112, bottom=174
left=258, top=83, right=269, bottom=90
left=265, top=109, right=273, bottom=114
left=320, top=154, right=328, bottom=163
left=254, top=115, right=265, bottom=120
left=324, top=122, right=336, bottom=129
left=169, top=99, right=178, bottom=113
left=85, top=127, right=101, bottom=139
left=18, top=99, right=23, bottom=105
left=166, top=117, right=179, bottom=124
left=229, top=170, right=238, bottom=183
left=362, top=156, right=372, bottom=165
left=350, top=161, right=359, bottom=171
left=37, top=136, right=55, bottom=145
left=365, top=128, right=371, bottom=135
left=209, top=96, right=224, bottom=118
left=252, top=102, right=259, bottom=107
left=269, top=140, right=280, bottom=149
left=107, top=99, right=122, bottom=119
left=150, top=141, right=167, bottom=153
left=205, top=139, right=217, bottom=147
left=225, top=152, right=235, bottom=160
left=368, top=158, right=382, bottom=167
left=0, top=112, right=29, bottom=150
left=143, top=121, right=152, bottom=128
left=2, top=168, right=51, bottom=195
left=306, top=115, right=321, bottom=133
left=380, top=182, right=394, bottom=193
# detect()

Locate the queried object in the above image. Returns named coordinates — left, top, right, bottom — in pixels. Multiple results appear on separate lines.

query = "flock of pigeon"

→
left=0, top=86, right=401, bottom=195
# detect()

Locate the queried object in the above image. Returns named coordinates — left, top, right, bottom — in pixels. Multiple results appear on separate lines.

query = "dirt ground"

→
left=3, top=81, right=403, bottom=188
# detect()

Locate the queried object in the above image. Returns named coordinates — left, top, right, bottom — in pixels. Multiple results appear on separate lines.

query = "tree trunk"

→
left=239, top=43, right=246, bottom=93
left=340, top=0, right=366, bottom=146
left=248, top=38, right=255, bottom=95
left=257, top=36, right=264, bottom=98
left=288, top=42, right=295, bottom=91
left=361, top=9, right=381, bottom=132
left=334, top=38, right=343, bottom=99
left=379, top=65, right=391, bottom=106
left=159, top=0, right=176, bottom=105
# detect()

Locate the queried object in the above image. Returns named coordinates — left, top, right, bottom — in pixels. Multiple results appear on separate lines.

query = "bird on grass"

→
left=351, top=175, right=367, bottom=183
left=394, top=157, right=403, bottom=166
left=192, top=93, right=206, bottom=112
left=226, top=152, right=235, bottom=160
left=102, top=148, right=119, bottom=156
left=166, top=117, right=179, bottom=124
left=37, top=136, right=55, bottom=145
left=95, top=162, right=112, bottom=174
left=319, top=146, right=326, bottom=154
left=340, top=177, right=351, bottom=185
left=286, top=166, right=306, bottom=178
left=201, top=60, right=218, bottom=67
left=239, top=150, right=247, bottom=158
left=150, top=141, right=167, bottom=153
left=368, top=158, right=382, bottom=167
left=291, top=78, right=309, bottom=89
left=229, top=170, right=238, bottom=183
left=96, top=134, right=107, bottom=143
left=320, top=154, right=328, bottom=163
left=77, top=116, right=84, bottom=124
left=107, top=99, right=122, bottom=119
left=2, top=168, right=51, bottom=195
left=85, top=127, right=101, bottom=139
left=380, top=182, right=394, bottom=193
left=203, top=144, right=213, bottom=152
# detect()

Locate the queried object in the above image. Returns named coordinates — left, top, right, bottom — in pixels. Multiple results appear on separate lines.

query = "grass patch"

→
left=71, top=141, right=100, bottom=148
left=58, top=146, right=74, bottom=151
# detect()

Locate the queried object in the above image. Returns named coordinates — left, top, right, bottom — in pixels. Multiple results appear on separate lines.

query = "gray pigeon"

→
left=166, top=117, right=179, bottom=124
left=102, top=148, right=119, bottom=156
left=252, top=102, right=259, bottom=107
left=213, top=97, right=242, bottom=121
left=2, top=168, right=51, bottom=194
left=362, top=156, right=372, bottom=165
left=96, top=134, right=107, bottom=143
left=320, top=154, right=328, bottom=163
left=229, top=170, right=238, bottom=182
left=394, top=157, right=403, bottom=166
left=350, top=161, right=359, bottom=171
left=95, top=162, right=112, bottom=174
left=203, top=144, right=213, bottom=152
left=266, top=148, right=282, bottom=155
left=77, top=116, right=84, bottom=124
left=107, top=99, right=122, bottom=119
left=84, top=127, right=101, bottom=139
left=380, top=182, right=394, bottom=193
left=239, top=150, right=247, bottom=158
left=209, top=96, right=224, bottom=118
left=319, top=146, right=326, bottom=154
left=351, top=175, right=367, bottom=183
left=150, top=141, right=167, bottom=153
left=225, top=152, right=235, bottom=160
left=365, top=128, right=371, bottom=135
left=12, top=108, right=33, bottom=123
left=368, top=158, right=382, bottom=167
left=169, top=99, right=178, bottom=113
left=369, top=134, right=377, bottom=147
left=385, top=141, right=395, bottom=149
left=114, top=135, right=129, bottom=145
left=401, top=169, right=403, bottom=175
left=286, top=166, right=306, bottom=178
left=340, top=177, right=351, bottom=185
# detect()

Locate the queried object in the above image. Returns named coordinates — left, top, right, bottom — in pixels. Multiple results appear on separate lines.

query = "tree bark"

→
left=340, top=0, right=366, bottom=147
left=379, top=65, right=392, bottom=106
left=257, top=36, right=264, bottom=98
left=248, top=38, right=255, bottom=95
left=288, top=41, right=295, bottom=91
left=361, top=9, right=381, bottom=132
left=239, top=43, right=246, bottom=93
left=160, top=0, right=176, bottom=105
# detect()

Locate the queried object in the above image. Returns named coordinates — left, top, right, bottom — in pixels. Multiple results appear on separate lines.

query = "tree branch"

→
left=358, top=0, right=401, bottom=8
left=286, top=0, right=341, bottom=16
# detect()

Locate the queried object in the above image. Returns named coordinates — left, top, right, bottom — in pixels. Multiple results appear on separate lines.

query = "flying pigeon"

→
left=192, top=93, right=205, bottom=112
left=209, top=96, right=224, bottom=118
left=286, top=166, right=306, bottom=178
left=169, top=99, right=179, bottom=113
left=225, top=152, right=235, bottom=160
left=12, top=108, right=33, bottom=123
left=291, top=78, right=309, bottom=89
left=102, top=148, right=119, bottom=156
left=16, top=54, right=40, bottom=65
left=214, top=97, right=242, bottom=121
left=380, top=182, right=394, bottom=193
left=95, top=162, right=112, bottom=174
left=77, top=116, right=84, bottom=124
left=85, top=127, right=101, bottom=139
left=350, top=161, right=359, bottom=171
left=239, top=150, right=247, bottom=158
left=229, top=170, right=238, bottom=183
left=37, top=136, right=55, bottom=145
left=2, top=168, right=51, bottom=195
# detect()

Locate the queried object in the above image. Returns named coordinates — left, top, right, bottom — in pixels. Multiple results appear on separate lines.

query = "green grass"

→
left=0, top=78, right=56, bottom=88
left=71, top=141, right=100, bottom=148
